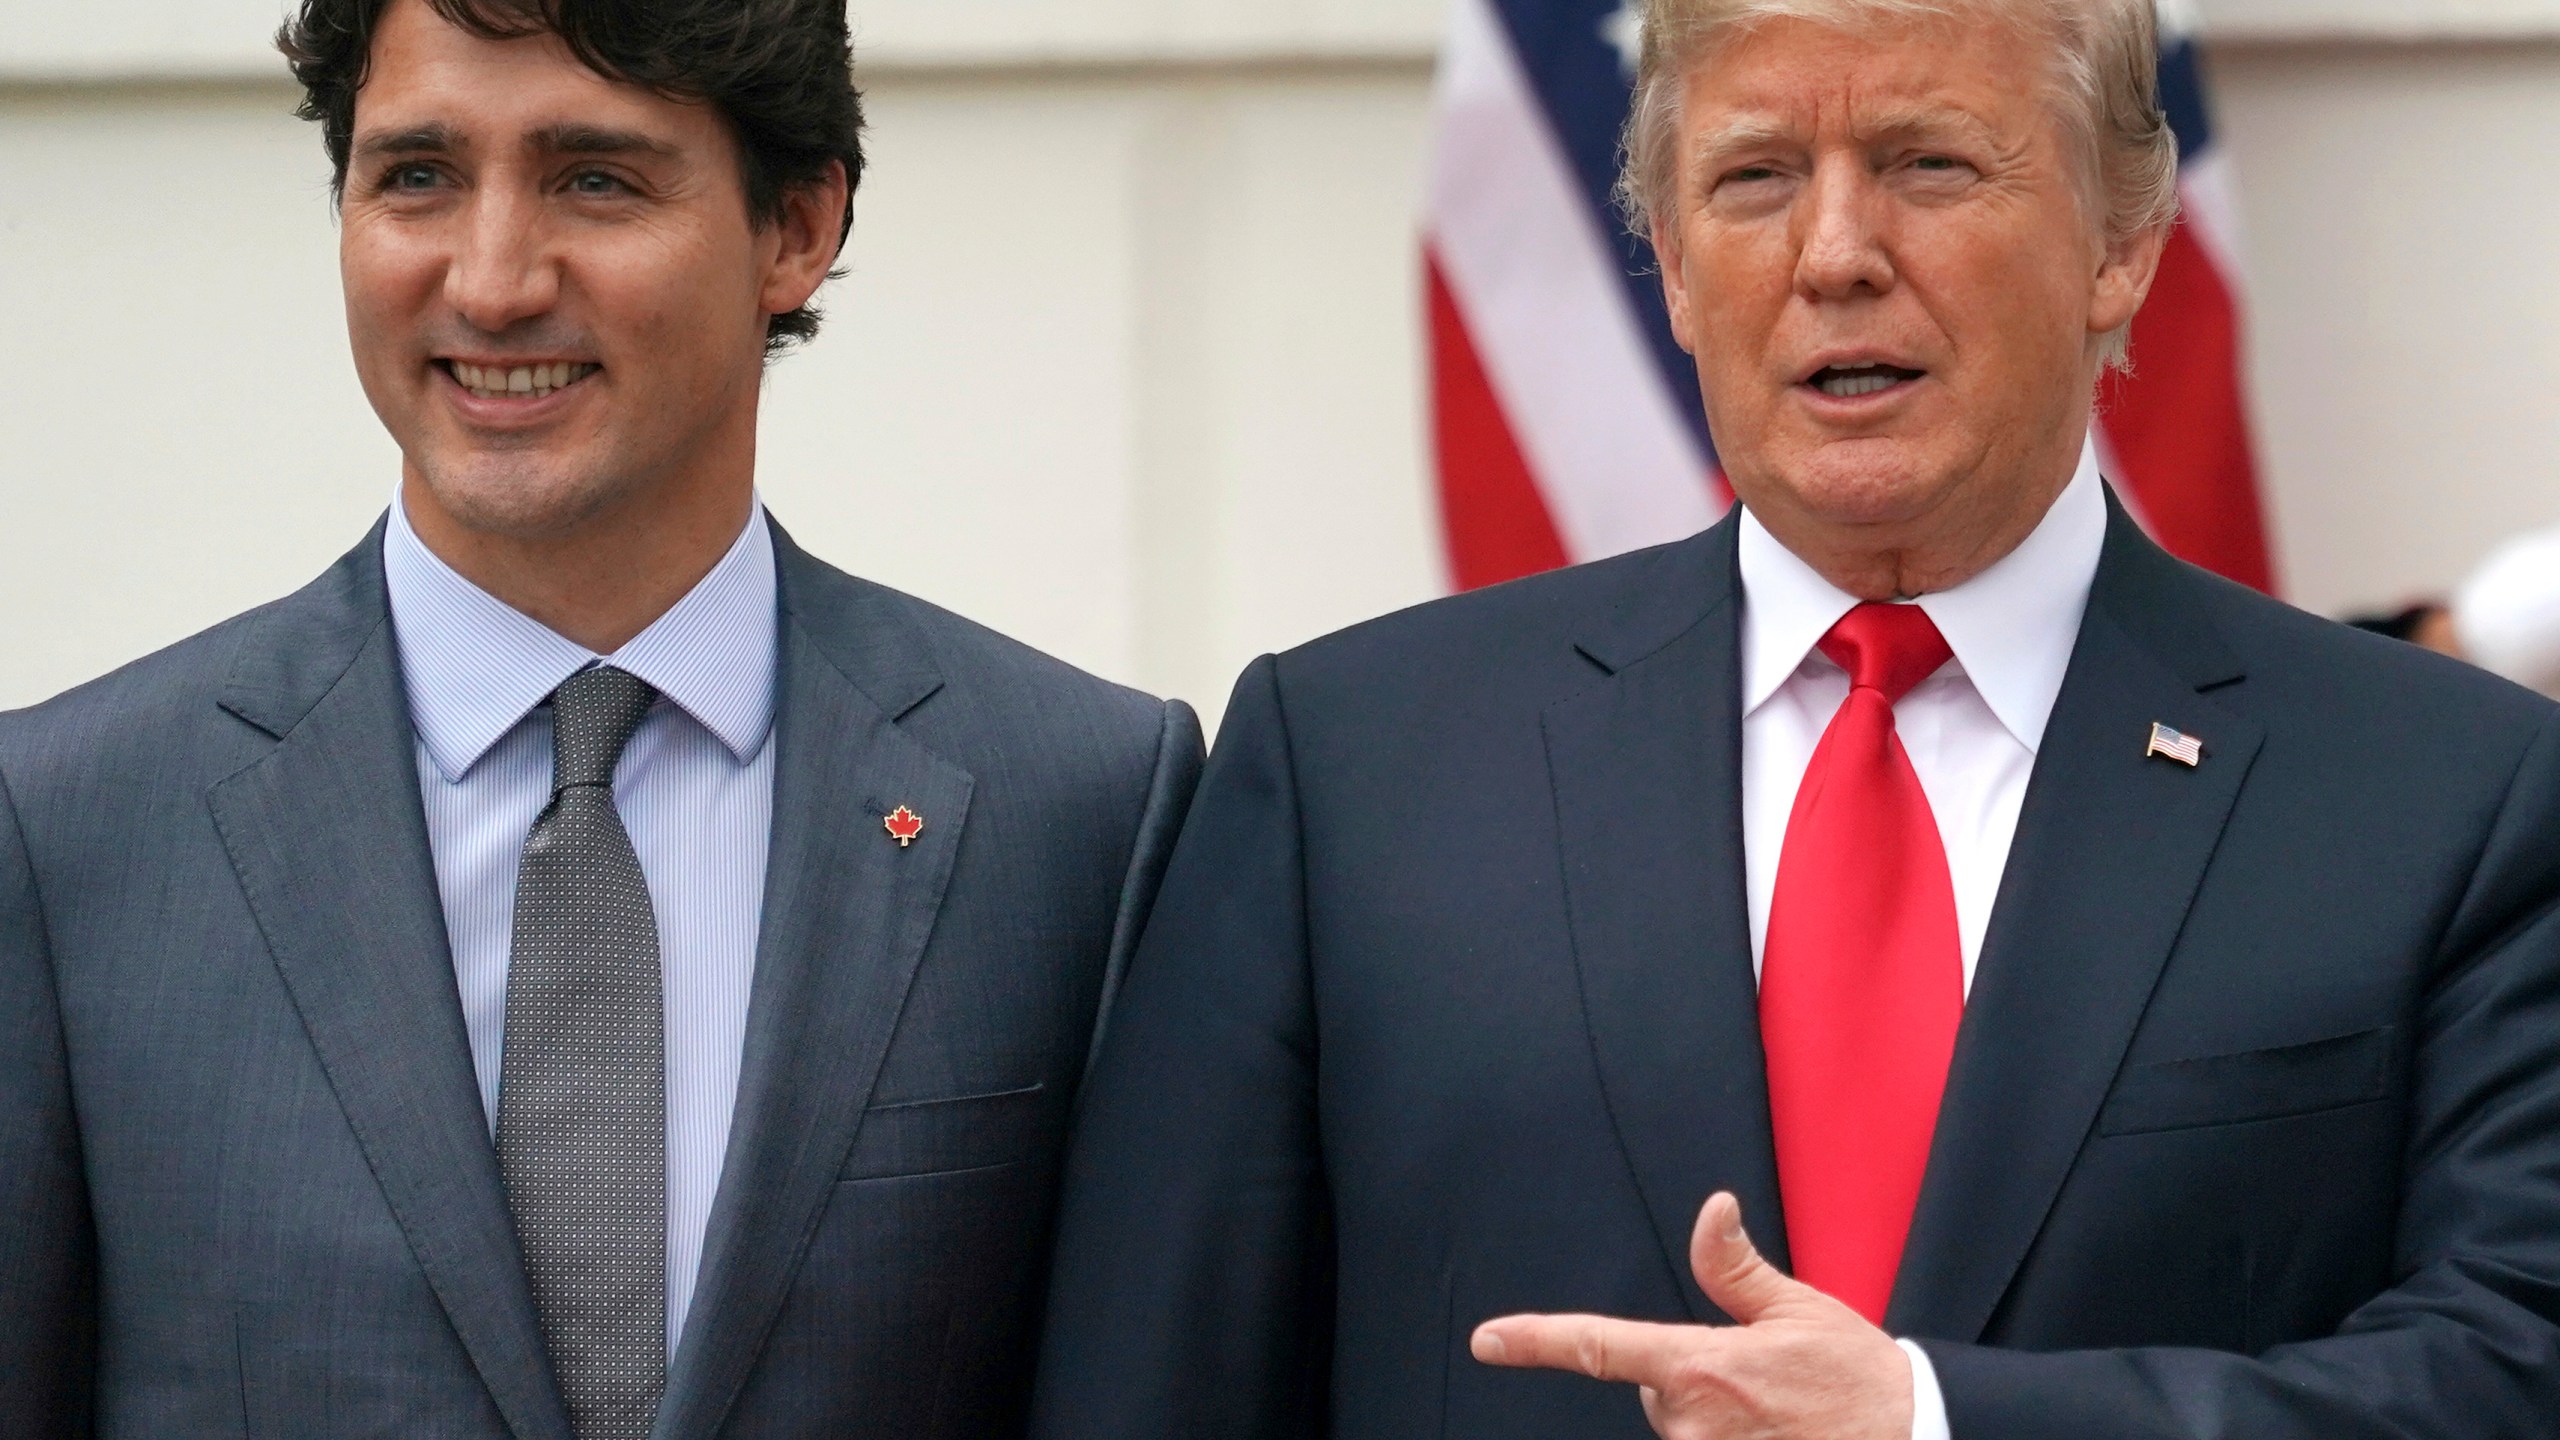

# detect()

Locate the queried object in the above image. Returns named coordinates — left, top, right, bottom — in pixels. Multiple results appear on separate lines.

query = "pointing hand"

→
left=1470, top=1193, right=1913, bottom=1440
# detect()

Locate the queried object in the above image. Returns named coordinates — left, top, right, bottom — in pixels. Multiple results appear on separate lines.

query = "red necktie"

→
left=1760, top=603, right=1963, bottom=1325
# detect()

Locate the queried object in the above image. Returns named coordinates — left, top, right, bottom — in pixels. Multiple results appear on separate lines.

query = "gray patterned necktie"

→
left=497, top=665, right=667, bottom=1440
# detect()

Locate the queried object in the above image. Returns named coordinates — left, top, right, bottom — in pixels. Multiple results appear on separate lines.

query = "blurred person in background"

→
left=0, top=1, right=1198, bottom=1437
left=1030, top=1, right=2560, bottom=1437
left=2454, top=525, right=2560, bottom=695
left=2346, top=523, right=2560, bottom=698
left=2342, top=599, right=2463, bottom=654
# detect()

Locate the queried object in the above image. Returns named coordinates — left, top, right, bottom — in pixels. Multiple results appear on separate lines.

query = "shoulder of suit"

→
left=777, top=544, right=1173, bottom=744
left=2127, top=552, right=2557, bottom=747
left=1277, top=534, right=1714, bottom=683
left=0, top=585, right=304, bottom=788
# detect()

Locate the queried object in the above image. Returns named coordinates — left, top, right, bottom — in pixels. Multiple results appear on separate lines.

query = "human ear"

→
left=2088, top=217, right=2169, bottom=339
left=1654, top=214, right=1700, bottom=356
left=760, top=159, right=850, bottom=318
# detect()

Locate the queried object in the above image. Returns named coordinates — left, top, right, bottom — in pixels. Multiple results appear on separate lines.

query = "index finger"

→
left=1469, top=1311, right=1729, bottom=1388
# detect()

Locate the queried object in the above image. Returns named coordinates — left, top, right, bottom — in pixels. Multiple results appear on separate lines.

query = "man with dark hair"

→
left=277, top=0, right=867, bottom=354
left=0, top=2, right=1200, bottom=1437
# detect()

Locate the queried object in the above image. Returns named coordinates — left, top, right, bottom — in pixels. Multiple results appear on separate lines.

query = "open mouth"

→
left=1804, top=363, right=1925, bottom=400
left=439, top=360, right=599, bottom=402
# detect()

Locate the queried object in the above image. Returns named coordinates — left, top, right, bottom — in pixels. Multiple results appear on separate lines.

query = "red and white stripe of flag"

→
left=1425, top=0, right=1724, bottom=593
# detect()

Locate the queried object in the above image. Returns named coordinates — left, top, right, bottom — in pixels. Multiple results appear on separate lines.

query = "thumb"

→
left=1689, top=1192, right=1810, bottom=1324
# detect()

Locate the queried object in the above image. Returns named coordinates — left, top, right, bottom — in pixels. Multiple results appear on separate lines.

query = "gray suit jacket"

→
left=0, top=518, right=1202, bottom=1439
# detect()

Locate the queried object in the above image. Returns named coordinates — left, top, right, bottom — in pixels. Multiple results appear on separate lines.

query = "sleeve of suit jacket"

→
left=1082, top=696, right=1208, bottom=1080
left=1031, top=656, right=1332, bottom=1439
left=1922, top=708, right=2560, bottom=1438
left=0, top=763, right=97, bottom=1435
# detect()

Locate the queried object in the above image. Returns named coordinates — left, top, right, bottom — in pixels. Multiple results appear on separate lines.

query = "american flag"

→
left=2147, top=722, right=2206, bottom=767
left=1424, top=0, right=2275, bottom=595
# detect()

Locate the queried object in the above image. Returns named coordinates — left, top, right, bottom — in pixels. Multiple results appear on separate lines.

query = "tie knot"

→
left=1817, top=603, right=1952, bottom=705
left=549, top=665, right=657, bottom=792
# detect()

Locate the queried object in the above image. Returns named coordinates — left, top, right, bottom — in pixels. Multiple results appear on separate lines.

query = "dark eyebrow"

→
left=354, top=123, right=464, bottom=161
left=528, top=123, right=682, bottom=161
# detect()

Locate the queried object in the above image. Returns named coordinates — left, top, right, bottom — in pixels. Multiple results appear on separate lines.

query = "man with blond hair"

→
left=1028, top=0, right=2560, bottom=1436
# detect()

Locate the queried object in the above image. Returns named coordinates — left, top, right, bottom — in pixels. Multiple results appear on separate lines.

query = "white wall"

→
left=4, top=2, right=2559, bottom=721
left=11, top=0, right=2560, bottom=74
left=0, top=84, right=401, bottom=706
left=2212, top=41, right=2560, bottom=612
left=0, top=0, right=1450, bottom=77
left=755, top=67, right=1440, bottom=713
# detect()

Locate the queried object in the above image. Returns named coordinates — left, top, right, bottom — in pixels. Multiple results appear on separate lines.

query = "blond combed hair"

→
left=1617, top=0, right=2180, bottom=370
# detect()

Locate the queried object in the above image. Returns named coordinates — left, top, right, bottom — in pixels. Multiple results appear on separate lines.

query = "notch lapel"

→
left=206, top=529, right=571, bottom=1440
left=656, top=537, right=972, bottom=1439
left=1886, top=513, right=2264, bottom=1341
left=1544, top=521, right=1790, bottom=1317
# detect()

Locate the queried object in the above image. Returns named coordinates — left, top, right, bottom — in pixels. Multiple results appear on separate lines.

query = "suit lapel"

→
left=1887, top=508, right=2263, bottom=1341
left=657, top=532, right=972, bottom=1440
left=1546, top=520, right=1790, bottom=1317
left=206, top=527, right=572, bottom=1440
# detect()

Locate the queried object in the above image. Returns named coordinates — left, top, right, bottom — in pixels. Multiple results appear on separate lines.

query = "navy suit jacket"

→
left=0, top=520, right=1201, bottom=1438
left=1031, top=501, right=2560, bottom=1438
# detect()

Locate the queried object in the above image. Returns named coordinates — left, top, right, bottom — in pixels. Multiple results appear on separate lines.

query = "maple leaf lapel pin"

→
left=884, top=805, right=924, bottom=848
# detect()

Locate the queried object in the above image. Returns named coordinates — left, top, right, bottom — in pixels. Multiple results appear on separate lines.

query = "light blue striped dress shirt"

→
left=382, top=496, right=778, bottom=1356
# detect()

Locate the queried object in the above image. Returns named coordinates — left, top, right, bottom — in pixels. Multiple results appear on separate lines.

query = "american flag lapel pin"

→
left=2146, top=722, right=2204, bottom=767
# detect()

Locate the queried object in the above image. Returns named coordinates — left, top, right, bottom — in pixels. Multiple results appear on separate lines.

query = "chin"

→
left=1763, top=442, right=1959, bottom=528
left=413, top=451, right=629, bottom=542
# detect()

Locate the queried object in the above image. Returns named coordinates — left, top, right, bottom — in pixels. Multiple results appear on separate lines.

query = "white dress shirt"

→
left=383, top=494, right=780, bottom=1356
left=1736, top=441, right=2108, bottom=1440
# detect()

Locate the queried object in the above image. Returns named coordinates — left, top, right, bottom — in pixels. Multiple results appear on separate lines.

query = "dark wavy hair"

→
left=278, top=0, right=865, bottom=355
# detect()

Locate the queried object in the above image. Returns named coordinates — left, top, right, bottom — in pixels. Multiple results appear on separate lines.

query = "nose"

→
left=1793, top=156, right=1896, bottom=300
left=443, top=185, right=560, bottom=335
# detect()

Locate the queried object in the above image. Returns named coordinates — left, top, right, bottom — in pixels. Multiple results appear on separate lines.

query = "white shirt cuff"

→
left=1898, top=1337, right=1953, bottom=1440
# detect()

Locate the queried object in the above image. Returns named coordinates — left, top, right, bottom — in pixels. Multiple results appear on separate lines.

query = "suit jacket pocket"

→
left=841, top=1080, right=1049, bottom=1181
left=2096, top=1027, right=2394, bottom=1136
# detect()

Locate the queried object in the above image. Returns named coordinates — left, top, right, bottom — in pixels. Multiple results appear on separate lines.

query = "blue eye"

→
left=387, top=163, right=441, bottom=190
left=569, top=170, right=630, bottom=197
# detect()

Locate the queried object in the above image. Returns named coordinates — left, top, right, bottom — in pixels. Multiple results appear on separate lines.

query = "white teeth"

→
left=452, top=361, right=594, bottom=399
left=1818, top=371, right=1905, bottom=398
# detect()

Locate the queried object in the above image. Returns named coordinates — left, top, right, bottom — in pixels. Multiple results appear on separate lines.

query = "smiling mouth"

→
left=440, top=360, right=599, bottom=401
left=1805, top=363, right=1925, bottom=399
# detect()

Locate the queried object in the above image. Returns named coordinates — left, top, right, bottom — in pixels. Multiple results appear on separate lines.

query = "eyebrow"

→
left=353, top=123, right=464, bottom=162
left=527, top=123, right=682, bottom=161
left=1690, top=119, right=1795, bottom=163
left=348, top=121, right=682, bottom=164
left=1686, top=103, right=2000, bottom=170
left=1854, top=102, right=2001, bottom=147
left=1685, top=120, right=1794, bottom=190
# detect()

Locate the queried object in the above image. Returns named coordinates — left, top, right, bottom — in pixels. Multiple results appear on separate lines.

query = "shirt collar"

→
left=1737, top=436, right=2107, bottom=753
left=384, top=493, right=780, bottom=783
